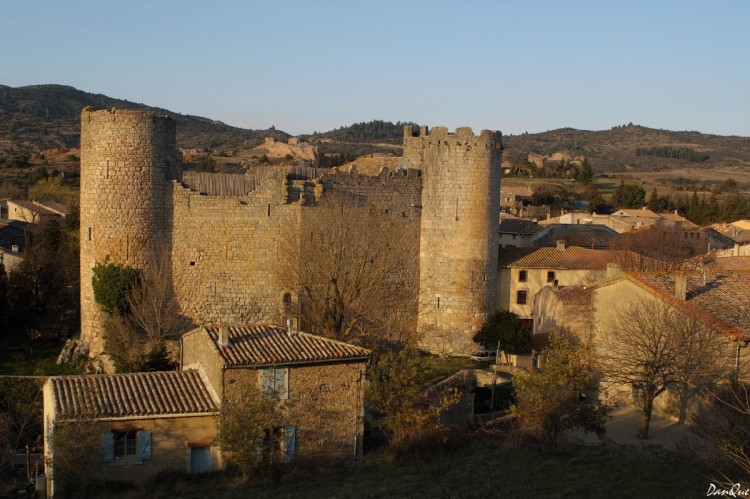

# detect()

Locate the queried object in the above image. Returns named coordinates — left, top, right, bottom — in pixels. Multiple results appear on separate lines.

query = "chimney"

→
left=286, top=317, right=298, bottom=339
left=218, top=325, right=230, bottom=347
left=556, top=239, right=567, bottom=251
left=675, top=273, right=687, bottom=301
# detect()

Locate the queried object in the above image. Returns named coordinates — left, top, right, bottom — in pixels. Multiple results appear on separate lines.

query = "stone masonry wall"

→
left=79, top=109, right=180, bottom=355
left=223, top=361, right=367, bottom=460
left=80, top=110, right=500, bottom=360
left=169, top=175, right=300, bottom=326
left=403, top=125, right=502, bottom=354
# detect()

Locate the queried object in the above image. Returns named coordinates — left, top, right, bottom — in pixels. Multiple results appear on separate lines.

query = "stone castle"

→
left=79, top=109, right=502, bottom=356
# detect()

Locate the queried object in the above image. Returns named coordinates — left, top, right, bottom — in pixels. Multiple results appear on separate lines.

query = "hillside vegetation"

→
left=502, top=124, right=750, bottom=173
left=0, top=84, right=287, bottom=156
left=3, top=84, right=750, bottom=181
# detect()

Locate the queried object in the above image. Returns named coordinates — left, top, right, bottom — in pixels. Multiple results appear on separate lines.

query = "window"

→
left=101, top=430, right=151, bottom=463
left=547, top=271, right=556, bottom=283
left=516, top=290, right=528, bottom=305
left=518, top=270, right=527, bottom=282
left=114, top=430, right=137, bottom=458
left=260, top=367, right=289, bottom=399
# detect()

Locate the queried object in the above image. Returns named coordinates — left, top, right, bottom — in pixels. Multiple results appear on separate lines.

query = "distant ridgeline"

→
left=635, top=146, right=709, bottom=163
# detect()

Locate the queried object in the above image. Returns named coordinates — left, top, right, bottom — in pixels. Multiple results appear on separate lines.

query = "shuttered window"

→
left=259, top=367, right=289, bottom=399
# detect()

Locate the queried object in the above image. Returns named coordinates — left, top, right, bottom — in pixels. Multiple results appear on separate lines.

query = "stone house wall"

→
left=222, top=361, right=367, bottom=460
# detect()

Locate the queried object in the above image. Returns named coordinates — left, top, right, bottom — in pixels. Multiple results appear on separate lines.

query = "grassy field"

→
left=111, top=440, right=716, bottom=499
left=0, top=336, right=73, bottom=376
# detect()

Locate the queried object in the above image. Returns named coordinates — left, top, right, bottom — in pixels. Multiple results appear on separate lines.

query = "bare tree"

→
left=126, top=244, right=183, bottom=344
left=598, top=297, right=731, bottom=438
left=693, top=382, right=750, bottom=484
left=103, top=244, right=183, bottom=372
left=286, top=193, right=419, bottom=345
left=47, top=415, right=101, bottom=498
left=0, top=378, right=42, bottom=475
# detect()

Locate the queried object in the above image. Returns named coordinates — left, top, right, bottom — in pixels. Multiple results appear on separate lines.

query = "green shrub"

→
left=91, top=258, right=140, bottom=315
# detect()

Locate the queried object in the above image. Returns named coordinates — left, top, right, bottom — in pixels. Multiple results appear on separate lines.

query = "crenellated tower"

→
left=79, top=109, right=180, bottom=356
left=402, top=125, right=502, bottom=354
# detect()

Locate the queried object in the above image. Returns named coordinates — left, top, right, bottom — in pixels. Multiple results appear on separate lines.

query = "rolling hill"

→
left=0, top=84, right=288, bottom=155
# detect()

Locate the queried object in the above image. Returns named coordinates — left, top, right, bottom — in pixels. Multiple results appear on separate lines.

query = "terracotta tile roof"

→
left=707, top=256, right=750, bottom=271
left=202, top=324, right=372, bottom=367
left=50, top=370, right=218, bottom=419
left=624, top=271, right=750, bottom=341
left=549, top=286, right=591, bottom=306
left=498, top=246, right=640, bottom=270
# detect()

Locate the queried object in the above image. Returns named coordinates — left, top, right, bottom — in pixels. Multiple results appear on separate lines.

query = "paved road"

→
left=577, top=406, right=704, bottom=449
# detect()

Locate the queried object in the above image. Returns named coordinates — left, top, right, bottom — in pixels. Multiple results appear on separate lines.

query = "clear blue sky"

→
left=2, top=0, right=749, bottom=136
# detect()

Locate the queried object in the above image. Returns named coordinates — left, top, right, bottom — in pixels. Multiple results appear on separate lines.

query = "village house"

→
left=498, top=218, right=541, bottom=248
left=7, top=199, right=68, bottom=224
left=0, top=219, right=26, bottom=272
left=43, top=322, right=371, bottom=496
left=43, top=370, right=219, bottom=496
left=497, top=242, right=654, bottom=325
left=589, top=270, right=750, bottom=419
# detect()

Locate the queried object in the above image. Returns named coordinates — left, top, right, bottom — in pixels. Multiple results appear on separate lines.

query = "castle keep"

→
left=79, top=109, right=502, bottom=356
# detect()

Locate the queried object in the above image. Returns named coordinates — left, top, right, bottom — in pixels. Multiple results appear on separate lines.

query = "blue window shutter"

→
left=101, top=433, right=114, bottom=463
left=283, top=425, right=296, bottom=463
left=137, top=430, right=152, bottom=460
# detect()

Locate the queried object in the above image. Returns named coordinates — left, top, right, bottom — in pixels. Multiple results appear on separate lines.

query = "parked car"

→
left=470, top=350, right=497, bottom=363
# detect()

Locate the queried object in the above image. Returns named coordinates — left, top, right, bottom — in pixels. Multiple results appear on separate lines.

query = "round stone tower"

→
left=79, top=108, right=180, bottom=356
left=402, top=125, right=502, bottom=355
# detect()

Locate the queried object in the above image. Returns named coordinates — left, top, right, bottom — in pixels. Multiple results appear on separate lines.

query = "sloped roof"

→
left=622, top=271, right=750, bottom=341
left=50, top=370, right=218, bottom=420
left=201, top=324, right=372, bottom=367
left=498, top=246, right=635, bottom=270
left=548, top=285, right=591, bottom=306
left=611, top=208, right=661, bottom=219
left=498, top=219, right=542, bottom=236
left=529, top=224, right=619, bottom=249
left=8, top=200, right=61, bottom=216
left=707, top=256, right=750, bottom=271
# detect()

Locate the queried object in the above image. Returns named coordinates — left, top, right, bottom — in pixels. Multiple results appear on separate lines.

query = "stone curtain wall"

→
left=79, top=109, right=180, bottom=355
left=403, top=126, right=502, bottom=354
left=169, top=175, right=301, bottom=326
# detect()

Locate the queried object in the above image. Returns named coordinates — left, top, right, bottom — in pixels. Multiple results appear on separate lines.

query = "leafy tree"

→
left=611, top=180, right=646, bottom=209
left=219, top=381, right=281, bottom=476
left=473, top=310, right=530, bottom=355
left=91, top=258, right=140, bottom=315
left=366, top=344, right=459, bottom=454
left=512, top=329, right=609, bottom=445
left=575, top=161, right=593, bottom=184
